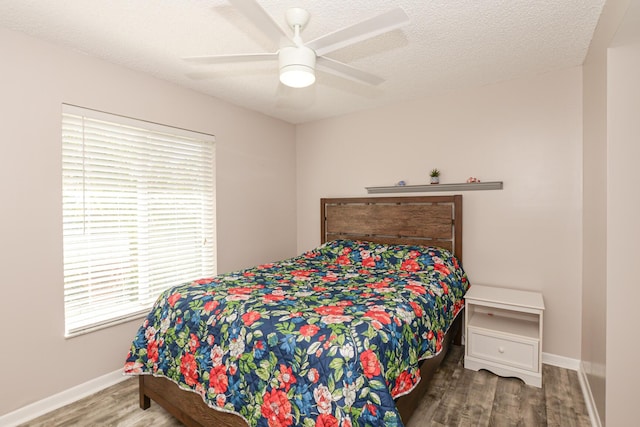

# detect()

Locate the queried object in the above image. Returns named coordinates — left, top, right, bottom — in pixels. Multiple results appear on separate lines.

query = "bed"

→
left=124, top=195, right=467, bottom=427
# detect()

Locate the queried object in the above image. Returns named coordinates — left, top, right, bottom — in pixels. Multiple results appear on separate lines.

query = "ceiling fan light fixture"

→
left=186, top=3, right=408, bottom=89
left=279, top=46, right=316, bottom=88
left=280, top=65, right=315, bottom=88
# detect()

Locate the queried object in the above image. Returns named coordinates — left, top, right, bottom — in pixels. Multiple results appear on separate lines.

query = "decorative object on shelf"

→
left=395, top=180, right=407, bottom=186
left=365, top=181, right=503, bottom=194
left=466, top=176, right=481, bottom=183
left=430, top=168, right=440, bottom=184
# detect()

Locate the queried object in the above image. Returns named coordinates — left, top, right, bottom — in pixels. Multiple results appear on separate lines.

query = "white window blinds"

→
left=62, top=104, right=216, bottom=337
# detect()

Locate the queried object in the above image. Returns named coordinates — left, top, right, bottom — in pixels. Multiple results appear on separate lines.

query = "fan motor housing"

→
left=279, top=46, right=316, bottom=88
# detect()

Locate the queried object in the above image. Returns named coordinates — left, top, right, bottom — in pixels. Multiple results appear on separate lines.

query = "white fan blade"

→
left=228, top=0, right=290, bottom=45
left=316, top=56, right=385, bottom=86
left=307, top=8, right=409, bottom=57
left=184, top=53, right=277, bottom=64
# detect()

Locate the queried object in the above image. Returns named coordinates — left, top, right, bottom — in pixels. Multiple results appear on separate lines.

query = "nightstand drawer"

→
left=467, top=327, right=539, bottom=372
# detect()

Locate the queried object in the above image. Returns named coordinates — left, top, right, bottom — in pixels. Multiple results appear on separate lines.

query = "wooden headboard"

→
left=321, top=195, right=462, bottom=263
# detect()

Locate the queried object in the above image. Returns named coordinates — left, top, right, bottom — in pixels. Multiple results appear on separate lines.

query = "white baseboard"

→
left=542, top=352, right=581, bottom=370
left=577, top=362, right=603, bottom=427
left=0, top=368, right=127, bottom=427
left=542, top=353, right=601, bottom=427
left=0, top=355, right=601, bottom=427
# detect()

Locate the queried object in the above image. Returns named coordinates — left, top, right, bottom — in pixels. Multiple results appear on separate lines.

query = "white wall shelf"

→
left=365, top=181, right=503, bottom=194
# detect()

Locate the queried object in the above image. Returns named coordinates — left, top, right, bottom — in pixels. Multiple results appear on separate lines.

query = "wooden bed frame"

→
left=138, top=195, right=463, bottom=426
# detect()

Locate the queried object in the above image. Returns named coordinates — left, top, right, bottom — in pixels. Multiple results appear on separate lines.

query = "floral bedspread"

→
left=124, top=240, right=469, bottom=427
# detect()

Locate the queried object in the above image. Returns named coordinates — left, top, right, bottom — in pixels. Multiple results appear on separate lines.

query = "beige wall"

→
left=296, top=68, right=583, bottom=359
left=581, top=1, right=634, bottom=425
left=0, top=27, right=297, bottom=416
left=581, top=49, right=609, bottom=427
left=606, top=10, right=640, bottom=425
left=581, top=3, right=618, bottom=424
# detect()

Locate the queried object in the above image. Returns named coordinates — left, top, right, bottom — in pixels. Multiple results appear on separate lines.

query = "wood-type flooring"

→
left=19, top=345, right=591, bottom=427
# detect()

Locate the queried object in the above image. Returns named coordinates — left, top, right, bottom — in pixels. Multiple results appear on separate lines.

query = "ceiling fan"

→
left=184, top=0, right=410, bottom=88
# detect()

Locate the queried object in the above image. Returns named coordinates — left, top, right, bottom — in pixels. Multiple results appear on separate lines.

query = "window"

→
left=62, top=104, right=216, bottom=337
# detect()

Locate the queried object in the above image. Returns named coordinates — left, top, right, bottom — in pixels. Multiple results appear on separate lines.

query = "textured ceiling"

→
left=0, top=0, right=605, bottom=124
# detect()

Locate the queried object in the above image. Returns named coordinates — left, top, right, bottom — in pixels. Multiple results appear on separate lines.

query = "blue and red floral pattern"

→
left=124, top=240, right=469, bottom=427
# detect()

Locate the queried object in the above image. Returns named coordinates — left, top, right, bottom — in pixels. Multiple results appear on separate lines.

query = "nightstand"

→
left=464, top=285, right=545, bottom=387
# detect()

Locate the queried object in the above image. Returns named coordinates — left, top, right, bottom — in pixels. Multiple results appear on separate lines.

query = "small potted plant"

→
left=430, top=168, right=440, bottom=184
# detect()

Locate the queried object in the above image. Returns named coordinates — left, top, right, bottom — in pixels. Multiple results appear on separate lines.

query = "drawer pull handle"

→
left=498, top=346, right=505, bottom=354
